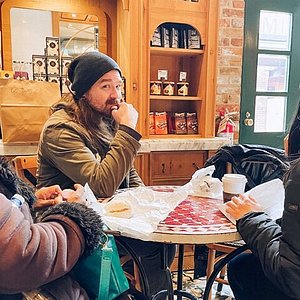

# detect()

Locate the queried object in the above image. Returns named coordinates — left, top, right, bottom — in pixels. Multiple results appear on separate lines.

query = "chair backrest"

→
left=205, top=144, right=290, bottom=191
left=12, top=155, right=38, bottom=187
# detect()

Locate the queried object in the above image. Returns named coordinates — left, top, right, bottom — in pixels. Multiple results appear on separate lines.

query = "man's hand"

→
left=111, top=102, right=138, bottom=129
left=225, top=194, right=263, bottom=220
left=34, top=185, right=63, bottom=209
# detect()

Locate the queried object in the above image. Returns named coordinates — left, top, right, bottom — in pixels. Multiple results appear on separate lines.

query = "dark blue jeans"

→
left=116, top=236, right=176, bottom=298
left=227, top=252, right=295, bottom=300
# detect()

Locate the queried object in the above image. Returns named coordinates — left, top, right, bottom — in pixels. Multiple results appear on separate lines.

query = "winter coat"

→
left=37, top=109, right=143, bottom=198
left=237, top=158, right=300, bottom=299
left=205, top=144, right=289, bottom=190
left=0, top=195, right=103, bottom=299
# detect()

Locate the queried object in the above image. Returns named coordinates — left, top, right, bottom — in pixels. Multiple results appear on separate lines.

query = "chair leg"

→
left=206, top=248, right=216, bottom=300
left=216, top=266, right=226, bottom=293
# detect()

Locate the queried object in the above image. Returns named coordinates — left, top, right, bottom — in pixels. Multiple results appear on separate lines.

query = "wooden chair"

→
left=11, top=155, right=38, bottom=187
left=203, top=243, right=249, bottom=300
left=205, top=241, right=248, bottom=300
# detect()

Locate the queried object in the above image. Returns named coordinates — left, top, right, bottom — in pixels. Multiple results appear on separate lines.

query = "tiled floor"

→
left=172, top=270, right=234, bottom=300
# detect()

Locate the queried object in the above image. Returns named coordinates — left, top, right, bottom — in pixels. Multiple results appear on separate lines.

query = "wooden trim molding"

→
left=0, top=0, right=117, bottom=70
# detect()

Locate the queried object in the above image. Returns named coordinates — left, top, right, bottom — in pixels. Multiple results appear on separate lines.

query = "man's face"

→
left=84, top=69, right=123, bottom=116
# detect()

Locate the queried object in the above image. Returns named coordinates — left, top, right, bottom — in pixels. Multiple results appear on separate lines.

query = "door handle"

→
left=244, top=111, right=254, bottom=127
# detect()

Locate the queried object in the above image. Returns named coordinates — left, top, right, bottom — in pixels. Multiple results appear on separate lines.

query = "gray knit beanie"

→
left=68, top=51, right=122, bottom=99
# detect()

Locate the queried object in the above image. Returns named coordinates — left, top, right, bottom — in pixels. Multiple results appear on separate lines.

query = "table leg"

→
left=177, top=244, right=184, bottom=300
left=174, top=244, right=198, bottom=300
left=162, top=244, right=174, bottom=300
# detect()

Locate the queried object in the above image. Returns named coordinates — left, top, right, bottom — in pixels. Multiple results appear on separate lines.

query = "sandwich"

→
left=104, top=200, right=133, bottom=218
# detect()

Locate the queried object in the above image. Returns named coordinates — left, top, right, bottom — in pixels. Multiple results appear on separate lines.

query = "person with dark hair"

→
left=0, top=157, right=103, bottom=299
left=36, top=51, right=175, bottom=298
left=225, top=158, right=300, bottom=300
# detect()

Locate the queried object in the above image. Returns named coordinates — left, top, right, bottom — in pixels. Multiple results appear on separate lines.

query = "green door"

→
left=239, top=0, right=300, bottom=148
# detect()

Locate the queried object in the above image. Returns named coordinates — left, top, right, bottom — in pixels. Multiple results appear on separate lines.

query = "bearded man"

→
left=37, top=51, right=175, bottom=299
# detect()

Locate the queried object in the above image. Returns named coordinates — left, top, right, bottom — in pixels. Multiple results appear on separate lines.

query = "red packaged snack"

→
left=149, top=112, right=156, bottom=135
left=155, top=112, right=168, bottom=134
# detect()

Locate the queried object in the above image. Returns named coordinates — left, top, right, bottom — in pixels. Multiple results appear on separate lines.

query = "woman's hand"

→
left=225, top=194, right=263, bottom=220
left=62, top=184, right=86, bottom=205
left=34, top=185, right=63, bottom=209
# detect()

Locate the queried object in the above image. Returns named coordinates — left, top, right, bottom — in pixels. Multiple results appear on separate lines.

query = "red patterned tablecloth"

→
left=149, top=186, right=236, bottom=235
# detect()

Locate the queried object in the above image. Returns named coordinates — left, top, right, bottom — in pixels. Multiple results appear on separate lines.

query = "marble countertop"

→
left=0, top=137, right=230, bottom=156
left=139, top=137, right=230, bottom=152
left=0, top=142, right=38, bottom=156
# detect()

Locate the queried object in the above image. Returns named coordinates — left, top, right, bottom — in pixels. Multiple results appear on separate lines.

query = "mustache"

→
left=105, top=98, right=120, bottom=105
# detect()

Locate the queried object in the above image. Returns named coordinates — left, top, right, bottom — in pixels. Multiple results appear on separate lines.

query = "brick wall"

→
left=216, top=0, right=245, bottom=139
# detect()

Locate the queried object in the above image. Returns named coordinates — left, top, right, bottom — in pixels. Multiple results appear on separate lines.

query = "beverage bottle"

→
left=10, top=194, right=25, bottom=208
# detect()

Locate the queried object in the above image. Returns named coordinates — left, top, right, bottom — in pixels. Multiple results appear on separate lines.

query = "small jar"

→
left=150, top=81, right=162, bottom=95
left=163, top=81, right=175, bottom=96
left=177, top=82, right=189, bottom=96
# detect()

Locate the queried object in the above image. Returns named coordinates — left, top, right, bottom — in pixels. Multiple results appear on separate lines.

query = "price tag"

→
left=179, top=71, right=187, bottom=82
left=158, top=69, right=168, bottom=80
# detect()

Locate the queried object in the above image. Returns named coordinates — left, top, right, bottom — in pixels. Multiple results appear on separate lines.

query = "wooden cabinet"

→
left=150, top=151, right=206, bottom=185
left=118, top=0, right=218, bottom=140
left=135, top=150, right=207, bottom=186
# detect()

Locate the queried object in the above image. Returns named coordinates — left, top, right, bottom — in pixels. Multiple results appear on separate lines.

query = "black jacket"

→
left=205, top=144, right=289, bottom=190
left=237, top=158, right=300, bottom=299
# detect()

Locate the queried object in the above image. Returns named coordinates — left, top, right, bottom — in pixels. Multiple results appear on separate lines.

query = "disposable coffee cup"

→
left=222, top=174, right=247, bottom=203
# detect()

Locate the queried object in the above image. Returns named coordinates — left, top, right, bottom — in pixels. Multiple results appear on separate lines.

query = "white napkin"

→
left=86, top=184, right=188, bottom=239
left=183, top=165, right=223, bottom=199
left=218, top=178, right=285, bottom=224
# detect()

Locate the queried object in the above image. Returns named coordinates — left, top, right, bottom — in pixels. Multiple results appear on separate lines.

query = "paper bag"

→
left=0, top=104, right=50, bottom=143
left=0, top=78, right=61, bottom=105
left=0, top=79, right=61, bottom=143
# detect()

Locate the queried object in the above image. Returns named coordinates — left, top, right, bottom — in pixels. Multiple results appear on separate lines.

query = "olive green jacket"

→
left=37, top=109, right=143, bottom=198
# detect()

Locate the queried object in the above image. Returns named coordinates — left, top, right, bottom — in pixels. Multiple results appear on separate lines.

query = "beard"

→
left=78, top=98, right=118, bottom=135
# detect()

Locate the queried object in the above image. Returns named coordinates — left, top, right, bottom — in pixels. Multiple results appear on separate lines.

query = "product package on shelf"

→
left=174, top=112, right=187, bottom=134
left=61, top=57, right=72, bottom=77
left=46, top=37, right=60, bottom=57
left=149, top=112, right=156, bottom=135
left=177, top=81, right=189, bottom=96
left=61, top=76, right=70, bottom=94
left=33, top=75, right=47, bottom=82
left=163, top=81, right=175, bottom=96
left=155, top=112, right=168, bottom=134
left=47, top=56, right=60, bottom=75
left=14, top=71, right=29, bottom=80
left=151, top=26, right=162, bottom=47
left=180, top=27, right=188, bottom=49
left=32, top=55, right=47, bottom=76
left=47, top=75, right=61, bottom=84
left=161, top=26, right=170, bottom=48
left=170, top=28, right=179, bottom=48
left=186, top=112, right=198, bottom=134
left=167, top=112, right=176, bottom=134
left=150, top=81, right=162, bottom=95
left=187, top=29, right=201, bottom=49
